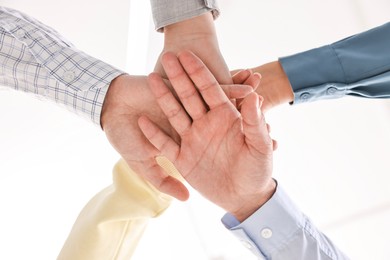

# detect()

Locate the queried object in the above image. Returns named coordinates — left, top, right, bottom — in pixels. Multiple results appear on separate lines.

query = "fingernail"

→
left=254, top=72, right=262, bottom=79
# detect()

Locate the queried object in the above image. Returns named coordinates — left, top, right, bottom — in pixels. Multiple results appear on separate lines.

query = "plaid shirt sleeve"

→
left=0, top=7, right=124, bottom=125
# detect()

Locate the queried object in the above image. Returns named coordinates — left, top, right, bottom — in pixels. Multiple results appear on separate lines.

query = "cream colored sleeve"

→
left=58, top=157, right=180, bottom=260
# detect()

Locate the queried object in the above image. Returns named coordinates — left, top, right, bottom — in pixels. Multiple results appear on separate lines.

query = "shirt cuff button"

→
left=300, top=92, right=311, bottom=100
left=327, top=87, right=337, bottom=95
left=261, top=228, right=273, bottom=239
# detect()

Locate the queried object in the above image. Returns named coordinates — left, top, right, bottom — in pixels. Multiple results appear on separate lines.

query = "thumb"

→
left=241, top=93, right=272, bottom=153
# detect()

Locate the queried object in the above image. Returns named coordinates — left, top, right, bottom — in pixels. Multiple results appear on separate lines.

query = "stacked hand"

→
left=101, top=12, right=286, bottom=217
left=101, top=69, right=257, bottom=201
left=138, top=51, right=276, bottom=221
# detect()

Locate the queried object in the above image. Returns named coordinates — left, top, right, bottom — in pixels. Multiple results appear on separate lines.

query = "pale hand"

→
left=139, top=51, right=276, bottom=221
left=101, top=73, right=255, bottom=201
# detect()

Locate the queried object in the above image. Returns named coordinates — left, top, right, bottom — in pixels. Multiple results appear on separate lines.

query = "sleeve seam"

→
left=302, top=218, right=336, bottom=259
left=329, top=45, right=348, bottom=84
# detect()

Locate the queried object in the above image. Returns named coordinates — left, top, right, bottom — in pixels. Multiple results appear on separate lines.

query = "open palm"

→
left=101, top=69, right=255, bottom=201
left=139, top=51, right=275, bottom=216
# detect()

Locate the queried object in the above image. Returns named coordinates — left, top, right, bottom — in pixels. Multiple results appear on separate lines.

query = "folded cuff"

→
left=150, top=0, right=220, bottom=32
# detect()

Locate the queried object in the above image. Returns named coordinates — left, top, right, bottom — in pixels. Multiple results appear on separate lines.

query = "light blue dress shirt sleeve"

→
left=279, top=22, right=390, bottom=104
left=222, top=185, right=349, bottom=260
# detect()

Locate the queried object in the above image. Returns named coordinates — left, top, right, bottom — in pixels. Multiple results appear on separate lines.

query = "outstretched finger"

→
left=220, top=84, right=254, bottom=99
left=131, top=158, right=189, bottom=201
left=148, top=73, right=192, bottom=136
left=178, top=51, right=230, bottom=110
left=145, top=164, right=189, bottom=201
left=137, top=115, right=189, bottom=200
left=161, top=52, right=207, bottom=120
left=138, top=115, right=181, bottom=163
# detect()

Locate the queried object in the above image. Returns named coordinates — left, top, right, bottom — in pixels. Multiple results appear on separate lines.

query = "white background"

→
left=0, top=0, right=389, bottom=259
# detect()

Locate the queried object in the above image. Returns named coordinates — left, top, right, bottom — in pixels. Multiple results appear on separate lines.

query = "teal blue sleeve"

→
left=279, top=22, right=390, bottom=104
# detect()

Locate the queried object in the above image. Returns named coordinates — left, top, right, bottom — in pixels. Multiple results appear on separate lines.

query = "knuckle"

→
left=166, top=105, right=181, bottom=118
left=180, top=88, right=197, bottom=99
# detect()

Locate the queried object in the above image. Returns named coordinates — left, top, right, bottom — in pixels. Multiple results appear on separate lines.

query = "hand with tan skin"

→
left=139, top=51, right=276, bottom=221
left=100, top=70, right=257, bottom=201
left=236, top=61, right=295, bottom=112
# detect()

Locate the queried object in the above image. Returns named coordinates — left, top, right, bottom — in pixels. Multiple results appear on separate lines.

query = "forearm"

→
left=164, top=12, right=217, bottom=46
left=163, top=13, right=231, bottom=83
left=150, top=0, right=231, bottom=84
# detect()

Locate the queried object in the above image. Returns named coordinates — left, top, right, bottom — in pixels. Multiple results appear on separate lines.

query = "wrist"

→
left=162, top=12, right=220, bottom=63
left=164, top=12, right=216, bottom=44
left=252, top=61, right=294, bottom=111
left=231, top=179, right=277, bottom=222
left=100, top=74, right=130, bottom=130
left=160, top=13, right=231, bottom=84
